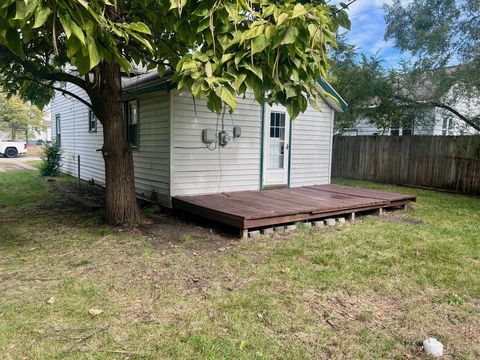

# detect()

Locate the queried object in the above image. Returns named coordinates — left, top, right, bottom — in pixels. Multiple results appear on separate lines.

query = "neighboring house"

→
left=340, top=67, right=480, bottom=136
left=51, top=72, right=347, bottom=207
left=342, top=104, right=479, bottom=136
left=0, top=105, right=52, bottom=143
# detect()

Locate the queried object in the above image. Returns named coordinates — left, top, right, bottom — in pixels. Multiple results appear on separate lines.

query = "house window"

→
left=55, top=114, right=61, bottom=145
left=390, top=120, right=400, bottom=136
left=89, top=110, right=97, bottom=132
left=402, top=128, right=413, bottom=136
left=125, top=100, right=139, bottom=147
left=442, top=117, right=454, bottom=135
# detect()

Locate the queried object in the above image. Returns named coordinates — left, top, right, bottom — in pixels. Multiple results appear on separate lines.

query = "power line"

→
left=335, top=0, right=360, bottom=13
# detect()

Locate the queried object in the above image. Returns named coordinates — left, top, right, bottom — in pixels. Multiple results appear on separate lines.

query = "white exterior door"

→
left=263, top=105, right=290, bottom=187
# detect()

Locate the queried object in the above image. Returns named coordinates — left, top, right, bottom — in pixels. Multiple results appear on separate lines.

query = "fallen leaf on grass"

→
left=46, top=296, right=55, bottom=304
left=88, top=308, right=103, bottom=316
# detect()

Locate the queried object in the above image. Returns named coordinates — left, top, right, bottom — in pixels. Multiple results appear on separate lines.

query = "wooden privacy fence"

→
left=332, top=135, right=480, bottom=194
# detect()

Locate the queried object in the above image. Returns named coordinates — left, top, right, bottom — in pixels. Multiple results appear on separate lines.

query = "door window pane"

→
left=268, top=112, right=286, bottom=169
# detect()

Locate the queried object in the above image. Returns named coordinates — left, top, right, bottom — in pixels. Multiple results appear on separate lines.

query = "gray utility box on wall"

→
left=202, top=128, right=216, bottom=144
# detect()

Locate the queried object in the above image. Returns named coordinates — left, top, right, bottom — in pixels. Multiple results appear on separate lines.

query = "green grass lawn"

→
left=0, top=170, right=479, bottom=359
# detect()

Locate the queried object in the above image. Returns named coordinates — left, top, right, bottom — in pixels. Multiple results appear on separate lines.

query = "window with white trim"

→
left=88, top=110, right=97, bottom=132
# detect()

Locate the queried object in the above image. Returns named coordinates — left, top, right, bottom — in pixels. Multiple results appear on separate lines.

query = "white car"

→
left=0, top=141, right=27, bottom=158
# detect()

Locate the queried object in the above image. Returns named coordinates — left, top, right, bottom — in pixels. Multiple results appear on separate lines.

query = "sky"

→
left=335, top=0, right=407, bottom=68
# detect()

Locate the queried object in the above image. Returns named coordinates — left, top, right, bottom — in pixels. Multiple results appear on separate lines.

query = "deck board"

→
left=172, top=184, right=416, bottom=230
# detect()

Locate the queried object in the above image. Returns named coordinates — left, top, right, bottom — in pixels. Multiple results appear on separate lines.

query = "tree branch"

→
left=431, top=101, right=480, bottom=132
left=0, top=45, right=93, bottom=96
left=19, top=76, right=93, bottom=110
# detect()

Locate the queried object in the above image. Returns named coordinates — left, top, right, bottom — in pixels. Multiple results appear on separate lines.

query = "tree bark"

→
left=97, top=62, right=142, bottom=226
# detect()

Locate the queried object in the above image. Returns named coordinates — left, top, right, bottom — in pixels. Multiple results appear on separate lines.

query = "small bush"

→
left=40, top=140, right=62, bottom=176
left=145, top=207, right=155, bottom=219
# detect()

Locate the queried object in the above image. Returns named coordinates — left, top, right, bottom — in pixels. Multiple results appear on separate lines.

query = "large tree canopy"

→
left=0, top=0, right=350, bottom=118
left=384, top=0, right=480, bottom=130
left=0, top=0, right=351, bottom=224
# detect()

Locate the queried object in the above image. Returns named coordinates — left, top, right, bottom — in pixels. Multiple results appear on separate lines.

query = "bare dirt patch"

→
left=143, top=212, right=239, bottom=253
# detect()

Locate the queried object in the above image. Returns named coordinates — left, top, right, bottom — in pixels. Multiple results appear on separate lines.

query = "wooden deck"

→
left=172, top=184, right=416, bottom=231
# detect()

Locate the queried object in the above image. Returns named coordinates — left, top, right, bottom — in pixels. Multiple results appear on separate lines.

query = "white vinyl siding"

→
left=290, top=101, right=334, bottom=187
left=170, top=90, right=262, bottom=196
left=51, top=85, right=171, bottom=206
left=52, top=84, right=336, bottom=206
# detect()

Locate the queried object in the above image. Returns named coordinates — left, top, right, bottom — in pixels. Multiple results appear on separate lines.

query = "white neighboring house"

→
left=0, top=104, right=52, bottom=143
left=50, top=72, right=347, bottom=207
left=341, top=83, right=480, bottom=136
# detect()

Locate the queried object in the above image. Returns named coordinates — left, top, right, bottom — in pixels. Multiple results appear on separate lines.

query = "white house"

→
left=51, top=72, right=347, bottom=208
left=343, top=105, right=479, bottom=136
left=340, top=78, right=480, bottom=136
left=0, top=104, right=52, bottom=143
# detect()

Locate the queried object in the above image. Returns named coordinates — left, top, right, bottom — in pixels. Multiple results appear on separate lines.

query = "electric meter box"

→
left=202, top=128, right=216, bottom=144
left=219, top=131, right=231, bottom=146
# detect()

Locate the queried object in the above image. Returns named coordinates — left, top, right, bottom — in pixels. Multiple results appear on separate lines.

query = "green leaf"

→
left=234, top=73, right=247, bottom=92
left=70, top=21, right=86, bottom=45
left=59, top=15, right=85, bottom=45
left=181, top=61, right=198, bottom=72
left=215, top=86, right=237, bottom=110
left=242, top=64, right=263, bottom=80
left=291, top=4, right=306, bottom=19
left=234, top=51, right=247, bottom=66
left=196, top=18, right=210, bottom=33
left=5, top=28, right=24, bottom=57
left=191, top=80, right=203, bottom=98
left=33, top=7, right=52, bottom=29
left=225, top=3, right=243, bottom=23
left=337, top=10, right=351, bottom=30
left=262, top=4, right=275, bottom=18
left=205, top=62, right=213, bottom=78
left=245, top=76, right=263, bottom=103
left=14, top=0, right=27, bottom=20
left=242, top=24, right=265, bottom=41
left=206, top=93, right=222, bottom=113
left=276, top=13, right=289, bottom=26
left=130, top=22, right=151, bottom=35
left=251, top=35, right=269, bottom=55
left=284, top=84, right=297, bottom=99
left=66, top=37, right=82, bottom=58
left=77, top=0, right=89, bottom=9
left=59, top=15, right=72, bottom=38
left=280, top=27, right=298, bottom=46
left=87, top=39, right=102, bottom=69
left=75, top=53, right=90, bottom=75
left=220, top=53, right=234, bottom=64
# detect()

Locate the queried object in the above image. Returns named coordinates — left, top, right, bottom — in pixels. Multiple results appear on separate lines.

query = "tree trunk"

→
left=97, top=62, right=142, bottom=226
